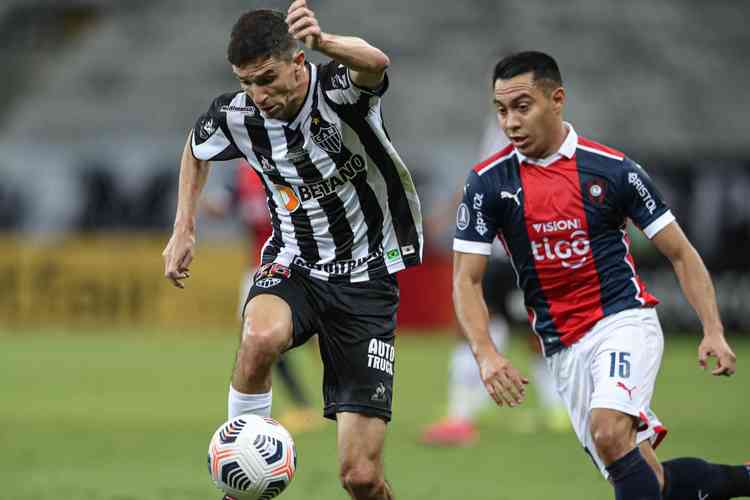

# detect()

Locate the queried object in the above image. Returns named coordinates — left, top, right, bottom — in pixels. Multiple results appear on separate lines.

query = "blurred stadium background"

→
left=2, top=1, right=749, bottom=499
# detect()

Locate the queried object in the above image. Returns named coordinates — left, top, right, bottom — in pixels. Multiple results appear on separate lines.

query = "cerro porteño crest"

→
left=310, top=110, right=342, bottom=154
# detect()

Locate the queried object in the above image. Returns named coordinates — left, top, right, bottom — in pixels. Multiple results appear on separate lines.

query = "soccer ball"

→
left=208, top=415, right=297, bottom=500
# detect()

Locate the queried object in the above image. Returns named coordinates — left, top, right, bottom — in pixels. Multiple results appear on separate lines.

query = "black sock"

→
left=662, top=458, right=750, bottom=500
left=274, top=357, right=310, bottom=406
left=606, top=447, right=662, bottom=500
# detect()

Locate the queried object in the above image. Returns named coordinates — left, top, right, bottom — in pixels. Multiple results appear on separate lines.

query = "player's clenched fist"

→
left=162, top=230, right=195, bottom=289
left=286, top=0, right=322, bottom=49
left=477, top=351, right=529, bottom=407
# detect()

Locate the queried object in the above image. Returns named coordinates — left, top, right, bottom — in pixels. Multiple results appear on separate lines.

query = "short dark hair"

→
left=492, top=51, right=563, bottom=92
left=227, top=9, right=297, bottom=67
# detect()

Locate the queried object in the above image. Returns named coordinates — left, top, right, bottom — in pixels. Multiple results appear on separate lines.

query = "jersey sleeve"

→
left=618, top=159, right=675, bottom=239
left=319, top=60, right=389, bottom=109
left=453, top=171, right=498, bottom=255
left=190, top=93, right=243, bottom=162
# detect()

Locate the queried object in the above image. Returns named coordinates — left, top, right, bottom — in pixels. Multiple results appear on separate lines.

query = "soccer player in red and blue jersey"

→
left=453, top=51, right=749, bottom=500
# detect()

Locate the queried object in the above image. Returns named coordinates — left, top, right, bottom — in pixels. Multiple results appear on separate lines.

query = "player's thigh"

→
left=242, top=294, right=294, bottom=350
left=589, top=407, right=638, bottom=449
left=243, top=263, right=320, bottom=350
left=337, top=412, right=387, bottom=472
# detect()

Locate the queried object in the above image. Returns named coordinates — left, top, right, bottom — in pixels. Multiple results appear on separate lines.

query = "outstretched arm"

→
left=286, top=0, right=390, bottom=89
left=162, top=132, right=212, bottom=289
left=453, top=251, right=528, bottom=406
left=651, top=222, right=737, bottom=375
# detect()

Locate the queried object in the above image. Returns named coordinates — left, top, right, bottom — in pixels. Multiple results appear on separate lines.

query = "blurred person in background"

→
left=453, top=51, right=749, bottom=500
left=421, top=116, right=567, bottom=447
left=162, top=3, right=422, bottom=499
left=201, top=160, right=323, bottom=434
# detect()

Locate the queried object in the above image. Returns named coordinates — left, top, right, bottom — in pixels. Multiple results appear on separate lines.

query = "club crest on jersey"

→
left=585, top=179, right=607, bottom=204
left=198, top=116, right=217, bottom=140
left=310, top=111, right=342, bottom=154
left=254, top=263, right=291, bottom=289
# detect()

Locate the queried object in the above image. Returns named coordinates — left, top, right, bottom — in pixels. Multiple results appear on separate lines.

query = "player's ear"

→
left=551, top=86, right=565, bottom=115
left=292, top=49, right=305, bottom=67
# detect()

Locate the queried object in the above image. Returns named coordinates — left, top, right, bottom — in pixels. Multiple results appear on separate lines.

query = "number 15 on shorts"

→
left=609, top=352, right=631, bottom=378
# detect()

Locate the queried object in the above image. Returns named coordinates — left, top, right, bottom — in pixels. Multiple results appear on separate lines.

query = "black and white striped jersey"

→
left=191, top=60, right=423, bottom=283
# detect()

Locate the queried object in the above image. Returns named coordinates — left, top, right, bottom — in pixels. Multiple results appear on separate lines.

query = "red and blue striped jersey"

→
left=454, top=125, right=674, bottom=356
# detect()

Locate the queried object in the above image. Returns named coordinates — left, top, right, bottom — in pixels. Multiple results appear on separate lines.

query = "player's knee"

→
left=237, top=320, right=290, bottom=368
left=339, top=459, right=383, bottom=497
left=590, top=420, right=633, bottom=464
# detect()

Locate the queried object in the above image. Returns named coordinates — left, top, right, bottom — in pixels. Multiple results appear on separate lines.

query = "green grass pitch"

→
left=2, top=328, right=748, bottom=499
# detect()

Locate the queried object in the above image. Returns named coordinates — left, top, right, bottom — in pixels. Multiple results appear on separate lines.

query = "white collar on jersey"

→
left=515, top=122, right=578, bottom=167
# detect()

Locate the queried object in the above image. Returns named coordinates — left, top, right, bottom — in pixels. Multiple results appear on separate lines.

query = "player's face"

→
left=493, top=72, right=565, bottom=159
left=233, top=51, right=307, bottom=121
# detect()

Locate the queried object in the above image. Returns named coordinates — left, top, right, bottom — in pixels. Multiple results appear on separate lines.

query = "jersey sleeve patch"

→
left=190, top=94, right=242, bottom=161
left=619, top=159, right=671, bottom=234
left=320, top=60, right=388, bottom=107
left=454, top=171, right=498, bottom=249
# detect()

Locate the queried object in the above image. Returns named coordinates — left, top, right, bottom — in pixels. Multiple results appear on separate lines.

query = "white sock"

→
left=446, top=318, right=508, bottom=420
left=532, top=358, right=563, bottom=410
left=228, top=385, right=272, bottom=419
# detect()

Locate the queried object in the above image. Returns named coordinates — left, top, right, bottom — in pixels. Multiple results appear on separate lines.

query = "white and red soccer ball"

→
left=208, top=415, right=297, bottom=500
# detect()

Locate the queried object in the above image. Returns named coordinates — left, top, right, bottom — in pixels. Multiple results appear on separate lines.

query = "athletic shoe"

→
left=420, top=417, right=478, bottom=446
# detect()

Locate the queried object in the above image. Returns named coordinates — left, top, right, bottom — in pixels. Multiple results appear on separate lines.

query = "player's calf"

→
left=339, top=458, right=391, bottom=500
left=661, top=457, right=750, bottom=500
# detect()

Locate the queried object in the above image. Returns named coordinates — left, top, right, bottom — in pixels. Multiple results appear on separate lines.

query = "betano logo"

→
left=274, top=154, right=366, bottom=213
left=276, top=185, right=300, bottom=212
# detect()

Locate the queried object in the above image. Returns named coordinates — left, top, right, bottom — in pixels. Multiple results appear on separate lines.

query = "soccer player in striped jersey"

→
left=162, top=3, right=421, bottom=499
left=201, top=162, right=323, bottom=434
left=453, top=51, right=749, bottom=500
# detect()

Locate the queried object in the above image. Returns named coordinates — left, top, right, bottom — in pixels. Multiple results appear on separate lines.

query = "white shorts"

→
left=545, top=307, right=668, bottom=478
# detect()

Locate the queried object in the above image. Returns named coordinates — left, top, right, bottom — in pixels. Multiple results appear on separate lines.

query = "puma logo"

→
left=616, top=382, right=636, bottom=400
left=500, top=187, right=522, bottom=206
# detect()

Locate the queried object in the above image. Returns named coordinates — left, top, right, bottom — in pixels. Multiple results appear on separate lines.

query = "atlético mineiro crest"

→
left=585, top=179, right=607, bottom=204
left=310, top=111, right=342, bottom=154
left=254, top=263, right=291, bottom=289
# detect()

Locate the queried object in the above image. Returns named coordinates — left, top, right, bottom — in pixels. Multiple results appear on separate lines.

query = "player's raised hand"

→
left=286, top=0, right=321, bottom=49
left=477, top=351, right=529, bottom=407
left=698, top=334, right=737, bottom=376
left=162, top=229, right=195, bottom=289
